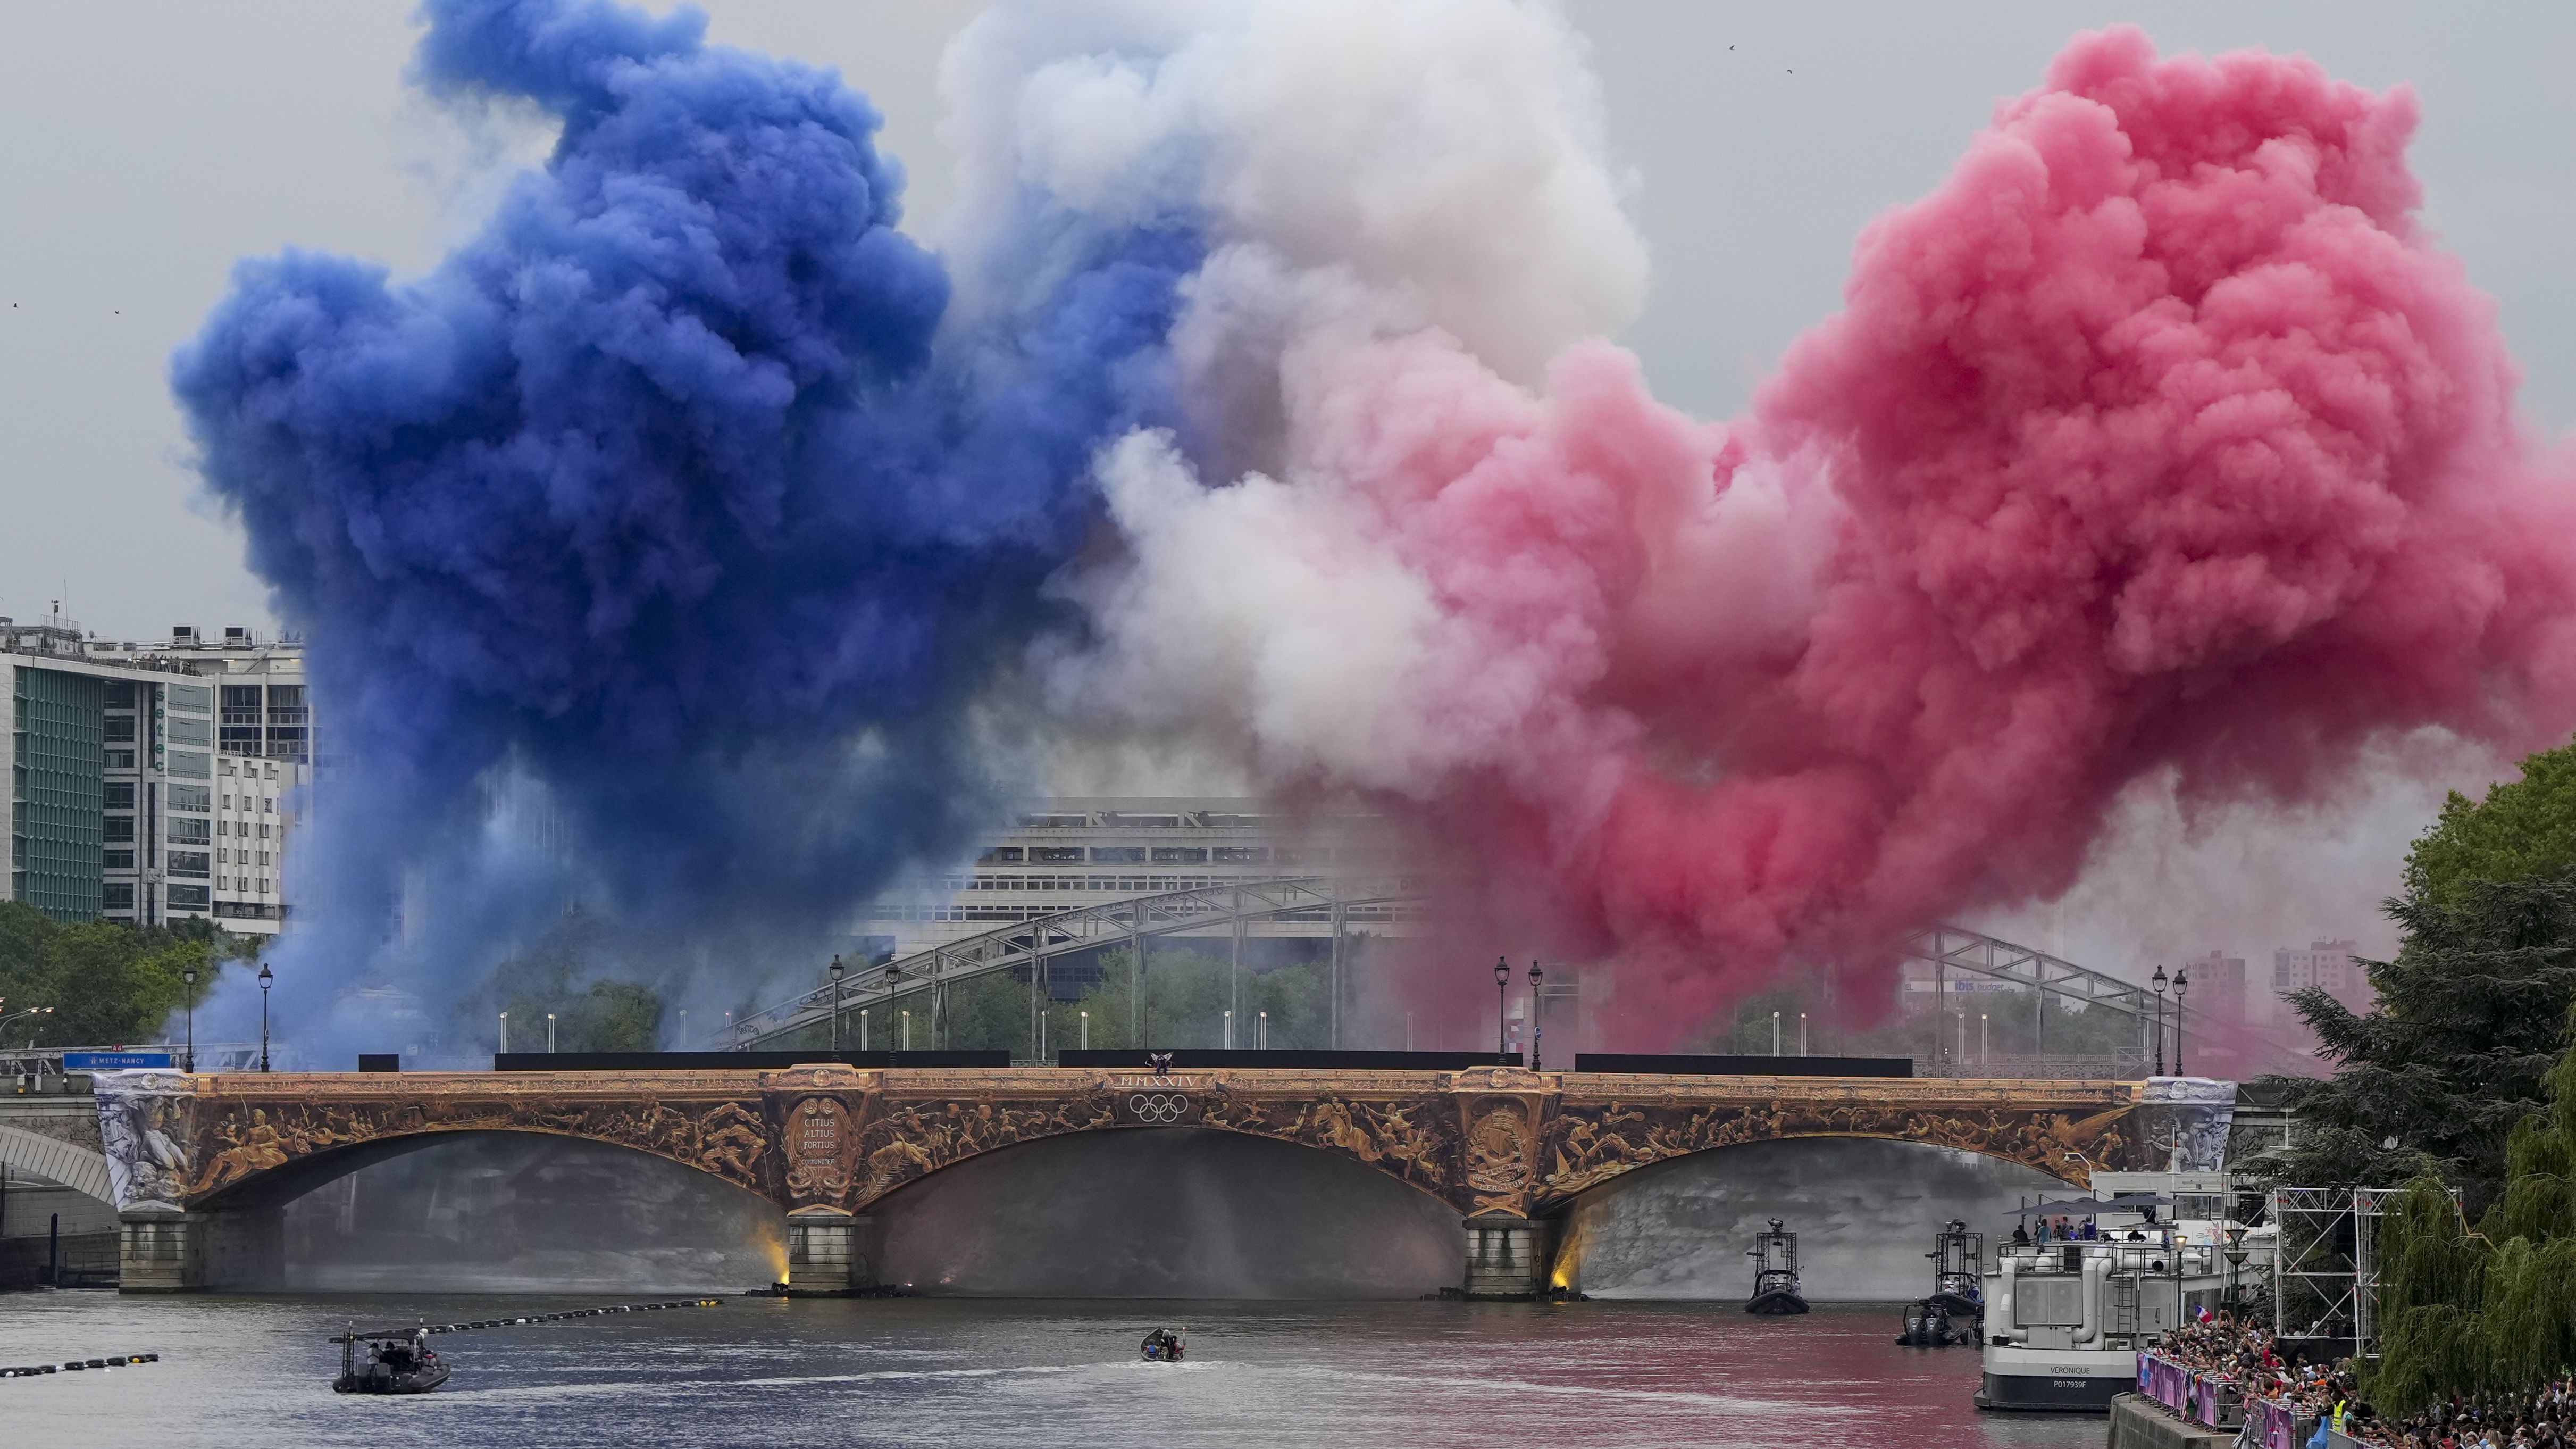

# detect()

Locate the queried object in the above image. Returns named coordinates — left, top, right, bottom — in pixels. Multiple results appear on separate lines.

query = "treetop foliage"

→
left=2404, top=736, right=2576, bottom=909
left=2265, top=878, right=2576, bottom=1214
left=0, top=901, right=256, bottom=1048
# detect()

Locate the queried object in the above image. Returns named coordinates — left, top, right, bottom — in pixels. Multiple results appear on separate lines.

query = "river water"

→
left=1, top=1291, right=2107, bottom=1449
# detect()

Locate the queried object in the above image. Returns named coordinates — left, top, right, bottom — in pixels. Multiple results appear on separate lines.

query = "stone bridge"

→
left=92, top=1065, right=2236, bottom=1296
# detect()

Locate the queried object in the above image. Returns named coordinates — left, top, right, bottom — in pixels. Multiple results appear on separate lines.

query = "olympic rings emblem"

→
left=1127, top=1093, right=1192, bottom=1124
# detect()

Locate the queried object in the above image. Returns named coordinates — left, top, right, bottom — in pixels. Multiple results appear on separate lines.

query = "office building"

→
left=4, top=612, right=311, bottom=934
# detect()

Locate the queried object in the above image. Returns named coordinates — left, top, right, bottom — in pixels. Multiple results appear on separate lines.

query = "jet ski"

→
left=1140, top=1327, right=1187, bottom=1362
left=332, top=1327, right=450, bottom=1395
left=1744, top=1218, right=1810, bottom=1315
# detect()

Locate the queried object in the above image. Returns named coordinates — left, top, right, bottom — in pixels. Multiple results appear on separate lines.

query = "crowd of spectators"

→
left=2140, top=1312, right=2574, bottom=1448
left=2349, top=1380, right=2576, bottom=1449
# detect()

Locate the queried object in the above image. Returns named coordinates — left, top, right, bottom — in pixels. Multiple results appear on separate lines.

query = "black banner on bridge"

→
left=1572, top=1053, right=1913, bottom=1077
left=491, top=1050, right=1013, bottom=1071
left=1056, top=1050, right=1524, bottom=1071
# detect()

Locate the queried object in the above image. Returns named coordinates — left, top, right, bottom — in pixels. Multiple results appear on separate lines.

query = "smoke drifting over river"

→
left=1558, top=1139, right=2060, bottom=1301
left=273, top=1134, right=782, bottom=1293
left=178, top=0, right=2576, bottom=1044
left=875, top=1128, right=1465, bottom=1298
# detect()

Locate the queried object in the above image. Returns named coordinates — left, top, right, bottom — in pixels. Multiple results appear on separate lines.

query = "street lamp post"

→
left=2150, top=965, right=2169, bottom=1076
left=1493, top=956, right=1510, bottom=1059
left=829, top=954, right=845, bottom=1053
left=3, top=1007, right=54, bottom=1051
left=257, top=962, right=274, bottom=1072
left=2173, top=969, right=2190, bottom=1077
left=2222, top=1224, right=2249, bottom=1311
left=884, top=963, right=907, bottom=1055
left=1528, top=961, right=1545, bottom=1071
left=182, top=967, right=197, bottom=1073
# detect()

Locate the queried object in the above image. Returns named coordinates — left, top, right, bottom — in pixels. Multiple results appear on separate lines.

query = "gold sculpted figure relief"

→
left=160, top=1070, right=2165, bottom=1217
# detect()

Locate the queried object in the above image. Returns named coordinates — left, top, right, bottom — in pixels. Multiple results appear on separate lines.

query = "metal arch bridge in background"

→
left=724, top=878, right=2240, bottom=1055
left=724, top=875, right=1431, bottom=1048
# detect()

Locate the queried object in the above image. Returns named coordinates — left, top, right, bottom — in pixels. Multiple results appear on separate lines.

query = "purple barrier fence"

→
left=2140, top=1352, right=2194, bottom=1414
left=2254, top=1397, right=2303, bottom=1449
left=2134, top=1353, right=2246, bottom=1429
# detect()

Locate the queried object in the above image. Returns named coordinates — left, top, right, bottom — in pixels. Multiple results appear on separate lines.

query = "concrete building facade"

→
left=2179, top=950, right=2248, bottom=1020
left=2272, top=939, right=2369, bottom=1014
left=854, top=797, right=1398, bottom=960
left=4, top=612, right=311, bottom=935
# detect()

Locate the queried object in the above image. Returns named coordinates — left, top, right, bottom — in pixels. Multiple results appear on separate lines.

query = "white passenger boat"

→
left=1973, top=1169, right=2271, bottom=1413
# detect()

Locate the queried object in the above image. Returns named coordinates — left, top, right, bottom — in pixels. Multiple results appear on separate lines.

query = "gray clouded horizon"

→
left=4, top=1, right=2570, bottom=978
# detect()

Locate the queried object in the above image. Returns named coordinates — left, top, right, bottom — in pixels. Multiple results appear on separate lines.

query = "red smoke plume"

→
left=1284, top=29, right=2576, bottom=1024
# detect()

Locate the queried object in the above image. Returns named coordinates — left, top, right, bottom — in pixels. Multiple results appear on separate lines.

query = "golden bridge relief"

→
left=94, top=1065, right=2222, bottom=1230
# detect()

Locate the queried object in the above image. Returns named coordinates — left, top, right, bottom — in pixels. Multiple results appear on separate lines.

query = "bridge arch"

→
left=185, top=1121, right=772, bottom=1214
left=862, top=1125, right=1467, bottom=1297
left=1552, top=1134, right=2068, bottom=1300
left=0, top=1120, right=114, bottom=1208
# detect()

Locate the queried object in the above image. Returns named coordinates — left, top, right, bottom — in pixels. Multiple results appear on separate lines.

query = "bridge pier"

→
left=118, top=1209, right=281, bottom=1293
left=785, top=1208, right=879, bottom=1295
left=1461, top=1214, right=1558, bottom=1300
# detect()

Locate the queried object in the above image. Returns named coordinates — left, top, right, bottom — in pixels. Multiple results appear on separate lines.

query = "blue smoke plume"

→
left=172, top=0, right=1198, bottom=1050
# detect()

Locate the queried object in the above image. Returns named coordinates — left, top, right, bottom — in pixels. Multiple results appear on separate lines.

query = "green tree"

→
left=2262, top=879, right=2576, bottom=1214
left=472, top=910, right=665, bottom=1053
left=0, top=902, right=250, bottom=1048
left=2369, top=998, right=2576, bottom=1410
left=2404, top=737, right=2576, bottom=909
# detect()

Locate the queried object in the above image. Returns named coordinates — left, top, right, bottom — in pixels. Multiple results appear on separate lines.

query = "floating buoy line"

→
left=2, top=1353, right=160, bottom=1378
left=328, top=1298, right=724, bottom=1344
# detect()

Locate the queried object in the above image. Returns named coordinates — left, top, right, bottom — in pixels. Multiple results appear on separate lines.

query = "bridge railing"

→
left=725, top=873, right=1436, bottom=1048
left=4, top=1044, right=262, bottom=1081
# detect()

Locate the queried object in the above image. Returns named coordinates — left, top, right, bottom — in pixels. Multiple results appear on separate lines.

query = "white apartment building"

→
left=854, top=797, right=1402, bottom=960
left=2272, top=938, right=2370, bottom=1013
left=4, top=611, right=310, bottom=935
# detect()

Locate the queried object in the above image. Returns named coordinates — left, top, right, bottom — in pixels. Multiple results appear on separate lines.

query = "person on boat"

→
left=2011, top=1222, right=2029, bottom=1247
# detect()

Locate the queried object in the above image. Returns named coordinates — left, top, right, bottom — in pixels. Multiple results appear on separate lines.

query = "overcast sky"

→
left=3, top=1, right=2569, bottom=642
left=2, top=2, right=2569, bottom=972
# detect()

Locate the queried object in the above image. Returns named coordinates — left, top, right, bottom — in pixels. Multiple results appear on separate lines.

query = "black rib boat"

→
left=331, top=1328, right=449, bottom=1395
left=1744, top=1218, right=1810, bottom=1315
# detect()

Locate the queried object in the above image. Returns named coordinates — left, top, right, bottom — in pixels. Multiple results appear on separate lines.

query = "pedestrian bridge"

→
left=94, top=1063, right=2236, bottom=1296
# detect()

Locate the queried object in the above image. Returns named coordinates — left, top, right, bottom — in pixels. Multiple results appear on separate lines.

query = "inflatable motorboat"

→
left=1141, top=1327, right=1187, bottom=1362
left=332, top=1328, right=449, bottom=1395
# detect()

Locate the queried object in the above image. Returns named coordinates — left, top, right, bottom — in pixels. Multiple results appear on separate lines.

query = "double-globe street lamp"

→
left=182, top=967, right=197, bottom=1072
left=829, top=954, right=846, bottom=1053
left=2150, top=964, right=2168, bottom=1076
left=2147, top=964, right=2193, bottom=1077
left=257, top=962, right=274, bottom=1072
left=1494, top=956, right=1511, bottom=1059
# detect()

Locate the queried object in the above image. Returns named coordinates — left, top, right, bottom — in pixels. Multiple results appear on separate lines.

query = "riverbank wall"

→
left=2106, top=1394, right=2234, bottom=1449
